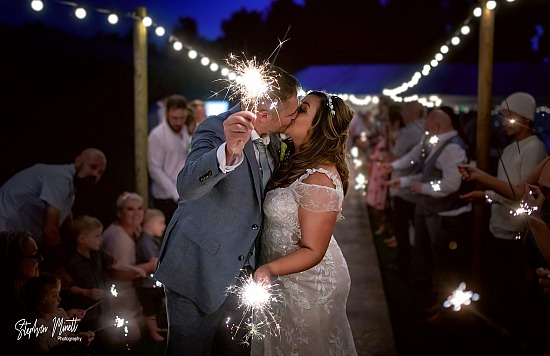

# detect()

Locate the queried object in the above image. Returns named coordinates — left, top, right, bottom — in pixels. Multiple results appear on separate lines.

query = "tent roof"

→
left=293, top=62, right=550, bottom=105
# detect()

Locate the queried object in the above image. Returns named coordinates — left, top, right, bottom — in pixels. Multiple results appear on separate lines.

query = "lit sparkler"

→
left=510, top=200, right=538, bottom=216
left=225, top=273, right=281, bottom=344
left=444, top=282, right=516, bottom=340
left=355, top=172, right=367, bottom=190
left=430, top=180, right=442, bottom=192
left=443, top=282, right=479, bottom=311
left=86, top=284, right=119, bottom=311
left=223, top=53, right=279, bottom=113
left=93, top=315, right=128, bottom=333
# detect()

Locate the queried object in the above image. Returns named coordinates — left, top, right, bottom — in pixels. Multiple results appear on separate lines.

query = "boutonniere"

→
left=278, top=134, right=293, bottom=164
left=279, top=141, right=288, bottom=161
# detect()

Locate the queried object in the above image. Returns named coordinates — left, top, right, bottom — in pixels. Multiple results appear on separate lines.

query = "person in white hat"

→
left=460, top=91, right=547, bottom=336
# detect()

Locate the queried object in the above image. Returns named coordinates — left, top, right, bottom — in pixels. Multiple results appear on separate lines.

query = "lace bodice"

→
left=253, top=168, right=357, bottom=356
left=262, top=168, right=344, bottom=259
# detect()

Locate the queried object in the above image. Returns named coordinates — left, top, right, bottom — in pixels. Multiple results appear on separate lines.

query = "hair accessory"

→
left=324, top=92, right=336, bottom=117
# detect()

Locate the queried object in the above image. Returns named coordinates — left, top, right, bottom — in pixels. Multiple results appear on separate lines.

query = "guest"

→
left=154, top=65, right=300, bottom=356
left=20, top=272, right=95, bottom=355
left=386, top=101, right=425, bottom=277
left=190, top=98, right=207, bottom=125
left=386, top=107, right=474, bottom=320
left=135, top=208, right=166, bottom=342
left=148, top=94, right=192, bottom=223
left=64, top=214, right=145, bottom=335
left=100, top=192, right=151, bottom=345
left=251, top=91, right=358, bottom=355
left=459, top=92, right=547, bottom=333
left=0, top=148, right=106, bottom=279
left=2, top=230, right=42, bottom=352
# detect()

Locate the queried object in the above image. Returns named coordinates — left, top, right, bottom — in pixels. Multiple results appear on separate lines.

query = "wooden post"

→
left=133, top=7, right=149, bottom=207
left=472, top=0, right=495, bottom=286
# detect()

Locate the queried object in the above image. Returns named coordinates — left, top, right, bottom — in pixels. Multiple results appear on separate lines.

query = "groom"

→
left=155, top=66, right=301, bottom=355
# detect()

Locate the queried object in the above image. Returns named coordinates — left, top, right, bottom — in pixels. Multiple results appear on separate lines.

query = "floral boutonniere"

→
left=278, top=134, right=293, bottom=164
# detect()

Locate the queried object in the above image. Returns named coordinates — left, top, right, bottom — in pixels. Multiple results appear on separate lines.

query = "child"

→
left=63, top=215, right=146, bottom=335
left=135, top=208, right=166, bottom=342
left=20, top=272, right=95, bottom=354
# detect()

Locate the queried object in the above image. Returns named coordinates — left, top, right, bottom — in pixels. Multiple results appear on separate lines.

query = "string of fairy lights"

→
left=29, top=0, right=527, bottom=108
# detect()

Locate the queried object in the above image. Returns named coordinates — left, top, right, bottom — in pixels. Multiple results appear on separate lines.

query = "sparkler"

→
left=225, top=273, right=281, bottom=344
left=93, top=315, right=128, bottom=333
left=86, top=284, right=118, bottom=311
left=443, top=282, right=479, bottom=311
left=443, top=282, right=517, bottom=341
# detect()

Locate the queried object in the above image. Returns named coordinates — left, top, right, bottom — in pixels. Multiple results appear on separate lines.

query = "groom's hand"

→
left=224, top=111, right=256, bottom=162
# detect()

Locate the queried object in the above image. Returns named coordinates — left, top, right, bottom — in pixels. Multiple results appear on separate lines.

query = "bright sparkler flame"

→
left=443, top=282, right=480, bottom=311
left=428, top=135, right=439, bottom=145
left=510, top=200, right=538, bottom=216
left=110, top=284, right=118, bottom=297
left=223, top=54, right=279, bottom=113
left=226, top=273, right=281, bottom=344
left=355, top=173, right=367, bottom=190
left=430, top=180, right=442, bottom=192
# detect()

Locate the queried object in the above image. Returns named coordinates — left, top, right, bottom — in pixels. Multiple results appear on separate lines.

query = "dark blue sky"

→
left=1, top=1, right=304, bottom=40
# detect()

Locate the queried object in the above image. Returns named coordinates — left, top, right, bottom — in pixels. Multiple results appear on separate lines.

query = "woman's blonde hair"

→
left=268, top=91, right=353, bottom=195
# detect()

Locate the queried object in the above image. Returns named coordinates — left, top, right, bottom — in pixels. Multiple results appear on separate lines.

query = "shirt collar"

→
left=251, top=131, right=270, bottom=145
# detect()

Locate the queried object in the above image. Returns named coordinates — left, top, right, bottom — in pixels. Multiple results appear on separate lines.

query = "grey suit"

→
left=155, top=103, right=281, bottom=355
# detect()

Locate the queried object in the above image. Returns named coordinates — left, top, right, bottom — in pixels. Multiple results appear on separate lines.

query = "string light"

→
left=29, top=0, right=526, bottom=107
left=382, top=0, right=523, bottom=103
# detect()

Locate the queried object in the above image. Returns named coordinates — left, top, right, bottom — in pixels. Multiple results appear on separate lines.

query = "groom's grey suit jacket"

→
left=155, top=103, right=281, bottom=314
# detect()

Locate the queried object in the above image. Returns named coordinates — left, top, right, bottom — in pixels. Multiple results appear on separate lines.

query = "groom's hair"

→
left=268, top=66, right=301, bottom=103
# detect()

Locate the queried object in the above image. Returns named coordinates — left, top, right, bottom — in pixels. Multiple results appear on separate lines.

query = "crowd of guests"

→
left=1, top=93, right=204, bottom=355
left=2, top=88, right=550, bottom=354
left=356, top=92, right=550, bottom=354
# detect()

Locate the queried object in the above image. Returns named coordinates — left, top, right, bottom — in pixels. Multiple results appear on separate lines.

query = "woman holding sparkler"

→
left=252, top=91, right=358, bottom=355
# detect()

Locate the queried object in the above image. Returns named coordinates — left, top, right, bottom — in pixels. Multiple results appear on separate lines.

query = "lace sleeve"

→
left=293, top=168, right=344, bottom=214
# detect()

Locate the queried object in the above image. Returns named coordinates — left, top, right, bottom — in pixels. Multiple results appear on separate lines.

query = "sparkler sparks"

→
left=443, top=282, right=480, bottom=311
left=510, top=200, right=538, bottom=216
left=430, top=180, right=442, bottom=192
left=225, top=273, right=281, bottom=344
left=93, top=315, right=128, bottom=333
left=223, top=54, right=280, bottom=113
left=86, top=284, right=118, bottom=311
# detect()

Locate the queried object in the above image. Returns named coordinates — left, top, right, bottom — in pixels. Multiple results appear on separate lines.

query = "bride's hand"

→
left=253, top=265, right=272, bottom=286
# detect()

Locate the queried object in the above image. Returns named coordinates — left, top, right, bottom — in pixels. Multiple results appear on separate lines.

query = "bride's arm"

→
left=254, top=172, right=339, bottom=284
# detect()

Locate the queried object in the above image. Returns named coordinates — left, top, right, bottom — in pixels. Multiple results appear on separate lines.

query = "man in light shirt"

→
left=147, top=94, right=192, bottom=223
left=385, top=106, right=473, bottom=320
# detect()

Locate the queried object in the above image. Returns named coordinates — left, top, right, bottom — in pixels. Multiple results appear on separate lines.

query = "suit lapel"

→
left=268, top=134, right=281, bottom=168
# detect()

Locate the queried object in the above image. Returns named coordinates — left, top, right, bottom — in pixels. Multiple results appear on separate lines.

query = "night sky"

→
left=0, top=0, right=300, bottom=40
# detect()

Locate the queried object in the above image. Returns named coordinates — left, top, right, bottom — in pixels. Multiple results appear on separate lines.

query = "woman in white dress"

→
left=252, top=91, right=358, bottom=355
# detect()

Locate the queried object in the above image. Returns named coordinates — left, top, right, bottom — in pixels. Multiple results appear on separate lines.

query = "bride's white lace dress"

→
left=251, top=168, right=358, bottom=356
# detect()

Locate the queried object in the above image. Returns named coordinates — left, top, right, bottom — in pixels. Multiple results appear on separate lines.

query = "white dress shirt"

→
left=148, top=120, right=191, bottom=202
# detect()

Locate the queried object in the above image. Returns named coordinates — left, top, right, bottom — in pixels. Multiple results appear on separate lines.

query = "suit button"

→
left=248, top=252, right=253, bottom=256
left=252, top=224, right=259, bottom=230
left=238, top=255, right=244, bottom=261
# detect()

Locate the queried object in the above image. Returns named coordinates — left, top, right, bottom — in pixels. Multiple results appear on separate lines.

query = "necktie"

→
left=254, top=139, right=272, bottom=191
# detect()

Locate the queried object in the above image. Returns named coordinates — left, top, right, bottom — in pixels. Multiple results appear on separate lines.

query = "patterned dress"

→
left=251, top=168, right=357, bottom=356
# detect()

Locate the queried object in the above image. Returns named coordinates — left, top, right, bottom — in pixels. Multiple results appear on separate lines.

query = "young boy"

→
left=135, top=208, right=166, bottom=341
left=63, top=215, right=145, bottom=334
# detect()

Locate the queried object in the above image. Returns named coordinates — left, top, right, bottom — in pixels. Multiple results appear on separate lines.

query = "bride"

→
left=252, top=91, right=358, bottom=355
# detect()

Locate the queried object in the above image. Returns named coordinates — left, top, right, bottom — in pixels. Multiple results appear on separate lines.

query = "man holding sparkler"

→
left=385, top=107, right=474, bottom=321
left=459, top=92, right=547, bottom=334
left=154, top=64, right=300, bottom=356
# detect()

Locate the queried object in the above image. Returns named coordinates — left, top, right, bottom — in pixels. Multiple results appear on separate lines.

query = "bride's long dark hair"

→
left=267, top=91, right=354, bottom=195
